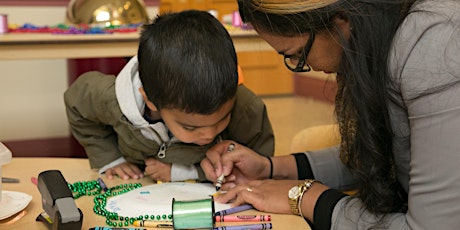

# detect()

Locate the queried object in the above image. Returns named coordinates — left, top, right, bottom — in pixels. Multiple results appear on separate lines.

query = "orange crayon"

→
left=215, top=215, right=271, bottom=222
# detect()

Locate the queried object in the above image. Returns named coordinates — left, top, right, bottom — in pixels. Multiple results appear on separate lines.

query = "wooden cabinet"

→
left=209, top=0, right=239, bottom=23
left=159, top=0, right=293, bottom=95
left=238, top=51, right=293, bottom=95
left=160, top=0, right=210, bottom=14
left=160, top=0, right=237, bottom=22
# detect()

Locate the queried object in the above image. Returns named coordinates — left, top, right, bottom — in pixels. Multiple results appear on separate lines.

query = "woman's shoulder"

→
left=390, top=0, right=460, bottom=84
left=406, top=0, right=460, bottom=27
left=411, top=0, right=460, bottom=15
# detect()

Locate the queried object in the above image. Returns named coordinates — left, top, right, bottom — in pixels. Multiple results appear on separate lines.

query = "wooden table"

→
left=1, top=158, right=311, bottom=230
left=0, top=29, right=272, bottom=60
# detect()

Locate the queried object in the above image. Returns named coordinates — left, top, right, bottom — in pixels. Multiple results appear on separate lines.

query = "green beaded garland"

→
left=68, top=180, right=170, bottom=227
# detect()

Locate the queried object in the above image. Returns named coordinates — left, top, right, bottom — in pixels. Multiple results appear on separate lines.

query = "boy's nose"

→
left=198, top=127, right=218, bottom=142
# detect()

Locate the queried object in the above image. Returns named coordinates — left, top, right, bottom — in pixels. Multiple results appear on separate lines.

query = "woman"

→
left=201, top=0, right=460, bottom=229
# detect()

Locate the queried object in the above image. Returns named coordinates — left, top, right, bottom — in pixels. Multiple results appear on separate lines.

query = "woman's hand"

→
left=201, top=141, right=271, bottom=189
left=215, top=180, right=301, bottom=214
left=105, top=162, right=143, bottom=180
left=144, top=158, right=172, bottom=182
left=216, top=179, right=329, bottom=222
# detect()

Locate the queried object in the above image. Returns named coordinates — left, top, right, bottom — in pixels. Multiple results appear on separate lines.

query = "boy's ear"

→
left=237, top=65, right=244, bottom=85
left=139, top=87, right=158, bottom=111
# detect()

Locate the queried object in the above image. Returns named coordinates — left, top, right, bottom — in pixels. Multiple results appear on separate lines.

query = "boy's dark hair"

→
left=138, top=10, right=238, bottom=114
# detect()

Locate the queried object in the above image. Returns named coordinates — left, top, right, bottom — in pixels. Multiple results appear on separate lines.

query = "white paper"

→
left=106, top=182, right=231, bottom=218
left=0, top=191, right=32, bottom=220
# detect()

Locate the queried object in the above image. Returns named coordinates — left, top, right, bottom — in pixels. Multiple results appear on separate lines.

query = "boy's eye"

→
left=183, top=126, right=196, bottom=131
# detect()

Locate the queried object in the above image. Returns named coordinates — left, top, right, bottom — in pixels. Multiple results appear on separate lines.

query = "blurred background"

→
left=0, top=0, right=336, bottom=157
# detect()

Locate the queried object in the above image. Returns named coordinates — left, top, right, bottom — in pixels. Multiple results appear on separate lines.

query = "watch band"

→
left=298, top=179, right=318, bottom=218
left=289, top=179, right=319, bottom=216
left=289, top=185, right=306, bottom=215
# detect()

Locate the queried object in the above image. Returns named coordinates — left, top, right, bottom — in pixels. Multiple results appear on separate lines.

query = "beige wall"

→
left=0, top=6, right=159, bottom=141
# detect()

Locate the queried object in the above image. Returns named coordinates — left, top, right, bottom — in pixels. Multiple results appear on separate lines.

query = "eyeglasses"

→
left=283, top=32, right=315, bottom=72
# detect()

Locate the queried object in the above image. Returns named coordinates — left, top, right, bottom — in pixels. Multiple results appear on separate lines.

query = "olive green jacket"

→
left=64, top=58, right=274, bottom=182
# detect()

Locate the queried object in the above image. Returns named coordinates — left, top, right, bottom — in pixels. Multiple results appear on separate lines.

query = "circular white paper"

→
left=106, top=182, right=231, bottom=217
left=0, top=190, right=32, bottom=220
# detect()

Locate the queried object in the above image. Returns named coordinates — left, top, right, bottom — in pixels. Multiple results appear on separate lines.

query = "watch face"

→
left=288, top=185, right=300, bottom=198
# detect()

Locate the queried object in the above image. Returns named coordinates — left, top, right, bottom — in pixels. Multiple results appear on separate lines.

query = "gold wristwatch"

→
left=288, top=179, right=318, bottom=216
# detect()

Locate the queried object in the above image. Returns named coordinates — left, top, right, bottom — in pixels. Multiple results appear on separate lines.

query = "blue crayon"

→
left=213, top=223, right=272, bottom=230
left=215, top=204, right=254, bottom=216
left=97, top=177, right=108, bottom=192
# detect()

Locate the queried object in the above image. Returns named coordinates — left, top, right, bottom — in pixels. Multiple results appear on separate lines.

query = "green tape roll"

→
left=172, top=197, right=215, bottom=229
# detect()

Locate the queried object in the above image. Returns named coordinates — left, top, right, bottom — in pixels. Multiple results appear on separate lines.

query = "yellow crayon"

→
left=133, top=220, right=173, bottom=228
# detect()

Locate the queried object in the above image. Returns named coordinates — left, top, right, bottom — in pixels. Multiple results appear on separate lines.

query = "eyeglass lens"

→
left=284, top=32, right=315, bottom=72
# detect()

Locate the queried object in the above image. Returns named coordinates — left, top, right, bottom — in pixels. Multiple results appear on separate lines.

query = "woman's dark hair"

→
left=239, top=0, right=417, bottom=215
left=138, top=10, right=238, bottom=114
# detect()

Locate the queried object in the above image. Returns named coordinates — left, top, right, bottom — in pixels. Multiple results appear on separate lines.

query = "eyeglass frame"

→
left=283, top=31, right=316, bottom=72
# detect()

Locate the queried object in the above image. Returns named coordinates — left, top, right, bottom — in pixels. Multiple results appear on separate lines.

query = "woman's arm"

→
left=271, top=154, right=299, bottom=179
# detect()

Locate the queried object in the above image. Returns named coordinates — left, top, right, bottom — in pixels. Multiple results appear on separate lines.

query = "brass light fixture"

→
left=66, top=0, right=149, bottom=26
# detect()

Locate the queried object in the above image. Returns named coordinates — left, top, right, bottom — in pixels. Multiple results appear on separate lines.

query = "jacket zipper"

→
left=157, top=143, right=167, bottom=158
left=149, top=126, right=169, bottom=159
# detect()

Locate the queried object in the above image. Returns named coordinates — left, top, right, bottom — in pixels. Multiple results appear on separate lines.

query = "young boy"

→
left=64, top=10, right=274, bottom=182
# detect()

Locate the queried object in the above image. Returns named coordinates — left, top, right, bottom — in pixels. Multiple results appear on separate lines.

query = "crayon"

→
left=214, top=204, right=254, bottom=216
left=215, top=174, right=225, bottom=191
left=97, top=177, right=108, bottom=192
left=213, top=223, right=272, bottom=230
left=216, top=143, right=235, bottom=191
left=215, top=215, right=271, bottom=222
left=89, top=227, right=146, bottom=230
left=133, top=220, right=173, bottom=228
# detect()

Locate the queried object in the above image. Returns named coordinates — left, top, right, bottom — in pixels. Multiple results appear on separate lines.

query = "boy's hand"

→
left=144, top=158, right=172, bottom=182
left=105, top=162, right=143, bottom=180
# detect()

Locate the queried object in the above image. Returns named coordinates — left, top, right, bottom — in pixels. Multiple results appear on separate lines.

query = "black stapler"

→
left=36, top=170, right=83, bottom=230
